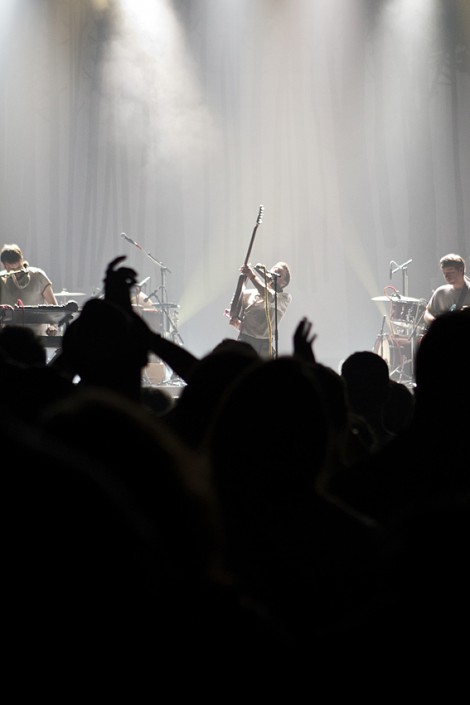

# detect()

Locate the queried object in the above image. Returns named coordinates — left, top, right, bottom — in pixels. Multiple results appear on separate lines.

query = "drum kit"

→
left=372, top=291, right=427, bottom=386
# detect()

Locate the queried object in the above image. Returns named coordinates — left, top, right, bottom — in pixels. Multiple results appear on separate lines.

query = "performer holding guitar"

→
left=225, top=260, right=292, bottom=358
left=424, top=253, right=470, bottom=328
left=224, top=205, right=292, bottom=358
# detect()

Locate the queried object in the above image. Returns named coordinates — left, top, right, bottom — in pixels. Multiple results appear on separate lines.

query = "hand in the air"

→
left=104, top=256, right=137, bottom=311
left=293, top=317, right=317, bottom=364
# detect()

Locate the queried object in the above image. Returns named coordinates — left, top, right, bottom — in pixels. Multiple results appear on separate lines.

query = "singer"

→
left=225, top=261, right=292, bottom=358
left=0, top=243, right=59, bottom=336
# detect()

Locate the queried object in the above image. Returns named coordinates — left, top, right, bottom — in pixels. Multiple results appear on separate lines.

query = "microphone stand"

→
left=271, top=273, right=281, bottom=359
left=391, top=258, right=412, bottom=297
left=143, top=273, right=184, bottom=346
left=121, top=233, right=185, bottom=386
left=377, top=315, right=386, bottom=359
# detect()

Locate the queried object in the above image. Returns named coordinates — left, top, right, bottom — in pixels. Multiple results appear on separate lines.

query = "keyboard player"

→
left=0, top=243, right=59, bottom=336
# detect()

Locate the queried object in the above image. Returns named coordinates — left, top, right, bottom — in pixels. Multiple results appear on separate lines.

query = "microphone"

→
left=121, top=232, right=135, bottom=245
left=254, top=264, right=279, bottom=279
left=254, top=264, right=272, bottom=278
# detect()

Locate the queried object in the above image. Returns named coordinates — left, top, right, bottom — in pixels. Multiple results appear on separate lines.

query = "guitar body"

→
left=229, top=274, right=247, bottom=320
left=229, top=205, right=264, bottom=320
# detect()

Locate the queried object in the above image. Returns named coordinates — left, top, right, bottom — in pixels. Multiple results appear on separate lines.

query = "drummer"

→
left=130, top=277, right=158, bottom=311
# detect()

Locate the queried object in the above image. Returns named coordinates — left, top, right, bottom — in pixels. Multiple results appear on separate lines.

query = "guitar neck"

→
left=229, top=205, right=264, bottom=319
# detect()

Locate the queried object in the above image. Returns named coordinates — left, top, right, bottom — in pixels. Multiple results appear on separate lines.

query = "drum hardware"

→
left=141, top=353, right=170, bottom=386
left=372, top=261, right=426, bottom=388
left=371, top=295, right=421, bottom=302
left=121, top=232, right=185, bottom=385
left=389, top=258, right=413, bottom=296
left=372, top=294, right=427, bottom=387
left=374, top=333, right=412, bottom=384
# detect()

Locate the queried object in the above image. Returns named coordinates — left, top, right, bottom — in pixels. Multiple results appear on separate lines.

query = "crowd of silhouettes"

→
left=1, top=255, right=469, bottom=693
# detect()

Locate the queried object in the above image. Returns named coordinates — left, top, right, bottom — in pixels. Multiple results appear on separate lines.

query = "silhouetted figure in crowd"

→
left=205, top=352, right=385, bottom=651
left=0, top=325, right=47, bottom=366
left=327, top=308, right=470, bottom=525
left=383, top=379, right=415, bottom=435
left=292, top=318, right=376, bottom=473
left=32, top=259, right=288, bottom=689
left=140, top=384, right=175, bottom=417
left=340, top=350, right=395, bottom=452
left=0, top=330, right=76, bottom=423
left=162, top=338, right=262, bottom=448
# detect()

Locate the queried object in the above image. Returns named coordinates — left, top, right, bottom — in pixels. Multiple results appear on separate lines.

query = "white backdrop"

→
left=1, top=0, right=469, bottom=369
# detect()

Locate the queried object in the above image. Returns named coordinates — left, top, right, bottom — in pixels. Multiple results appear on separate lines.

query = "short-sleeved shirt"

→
left=426, top=280, right=470, bottom=318
left=239, top=288, right=292, bottom=339
left=0, top=265, right=54, bottom=334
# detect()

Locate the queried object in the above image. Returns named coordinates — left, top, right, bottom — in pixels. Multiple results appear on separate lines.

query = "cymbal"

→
left=372, top=295, right=421, bottom=302
left=55, top=290, right=86, bottom=298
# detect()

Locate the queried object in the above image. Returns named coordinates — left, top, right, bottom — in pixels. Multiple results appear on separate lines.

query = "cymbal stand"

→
left=406, top=305, right=426, bottom=386
left=142, top=265, right=185, bottom=386
left=376, top=315, right=387, bottom=358
left=380, top=313, right=413, bottom=386
left=121, top=233, right=184, bottom=385
left=121, top=233, right=184, bottom=345
left=144, top=268, right=184, bottom=346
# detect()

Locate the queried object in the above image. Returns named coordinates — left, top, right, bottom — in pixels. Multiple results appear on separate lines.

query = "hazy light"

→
left=381, top=0, right=440, bottom=41
left=118, top=0, right=176, bottom=44
left=0, top=0, right=18, bottom=42
left=89, top=0, right=111, bottom=11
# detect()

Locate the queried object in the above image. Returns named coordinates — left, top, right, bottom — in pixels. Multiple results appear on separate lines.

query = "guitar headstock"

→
left=257, top=204, right=264, bottom=225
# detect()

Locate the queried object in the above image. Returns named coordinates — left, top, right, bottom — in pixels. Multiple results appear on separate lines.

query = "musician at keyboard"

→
left=0, top=243, right=59, bottom=336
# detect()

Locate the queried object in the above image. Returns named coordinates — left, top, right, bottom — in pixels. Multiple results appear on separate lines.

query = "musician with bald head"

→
left=0, top=243, right=59, bottom=336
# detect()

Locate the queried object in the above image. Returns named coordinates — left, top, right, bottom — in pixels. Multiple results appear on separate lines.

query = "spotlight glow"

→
left=0, top=0, right=17, bottom=38
left=118, top=0, right=176, bottom=44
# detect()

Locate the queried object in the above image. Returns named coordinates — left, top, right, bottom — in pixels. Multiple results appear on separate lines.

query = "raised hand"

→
left=293, top=317, right=317, bottom=364
left=104, top=256, right=137, bottom=311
